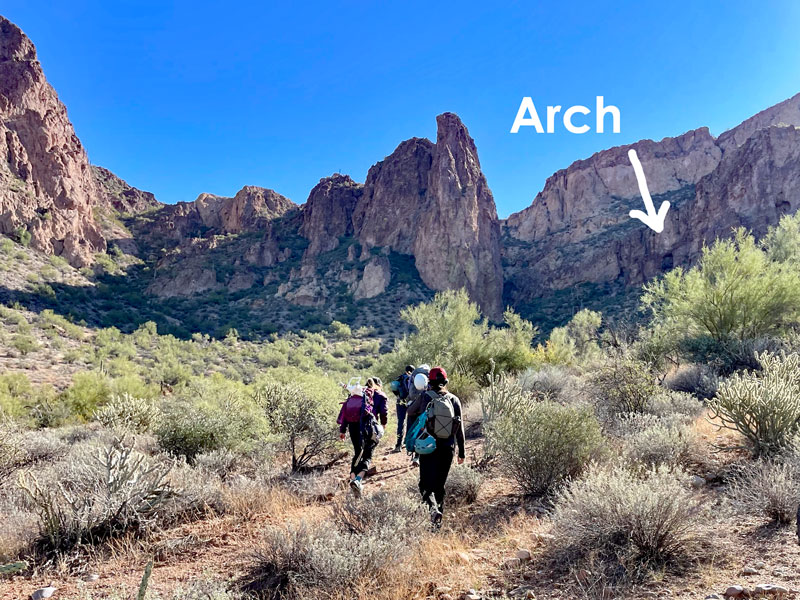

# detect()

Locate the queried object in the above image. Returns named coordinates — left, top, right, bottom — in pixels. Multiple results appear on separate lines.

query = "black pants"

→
left=349, top=422, right=377, bottom=475
left=419, top=443, right=455, bottom=513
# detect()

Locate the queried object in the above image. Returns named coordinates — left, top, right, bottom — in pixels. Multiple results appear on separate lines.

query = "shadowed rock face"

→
left=502, top=92, right=800, bottom=307
left=93, top=166, right=161, bottom=215
left=0, top=16, right=105, bottom=266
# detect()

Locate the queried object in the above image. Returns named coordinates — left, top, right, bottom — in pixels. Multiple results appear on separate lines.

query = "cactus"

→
left=0, top=561, right=27, bottom=577
left=137, top=559, right=153, bottom=600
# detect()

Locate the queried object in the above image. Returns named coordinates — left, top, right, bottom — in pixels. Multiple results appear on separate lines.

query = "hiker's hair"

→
left=366, top=378, right=375, bottom=388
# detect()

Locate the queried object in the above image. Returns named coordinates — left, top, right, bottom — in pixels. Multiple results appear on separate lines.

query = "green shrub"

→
left=62, top=372, right=112, bottom=421
left=591, top=356, right=659, bottom=416
left=552, top=465, right=705, bottom=581
left=253, top=380, right=338, bottom=472
left=643, top=229, right=800, bottom=364
left=712, top=352, right=800, bottom=456
left=489, top=401, right=603, bottom=496
left=156, top=389, right=264, bottom=461
left=382, top=290, right=537, bottom=395
left=11, top=334, right=38, bottom=356
left=664, top=363, right=719, bottom=399
left=327, top=320, right=352, bottom=340
left=0, top=373, right=34, bottom=419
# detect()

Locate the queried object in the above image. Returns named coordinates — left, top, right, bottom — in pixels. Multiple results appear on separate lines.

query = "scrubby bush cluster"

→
left=552, top=465, right=706, bottom=580
left=251, top=491, right=426, bottom=599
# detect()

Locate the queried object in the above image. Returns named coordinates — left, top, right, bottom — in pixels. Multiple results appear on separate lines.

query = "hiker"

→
left=390, top=365, right=414, bottom=453
left=337, top=378, right=388, bottom=496
left=409, top=366, right=465, bottom=527
left=405, top=364, right=430, bottom=467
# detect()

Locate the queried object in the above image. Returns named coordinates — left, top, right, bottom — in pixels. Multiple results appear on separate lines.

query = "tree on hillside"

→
left=642, top=228, right=800, bottom=369
left=381, top=289, right=537, bottom=398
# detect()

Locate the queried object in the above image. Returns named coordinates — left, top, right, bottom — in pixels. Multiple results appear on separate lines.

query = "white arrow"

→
left=628, top=148, right=670, bottom=233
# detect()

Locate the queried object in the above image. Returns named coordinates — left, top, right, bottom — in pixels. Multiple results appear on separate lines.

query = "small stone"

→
left=464, top=595, right=481, bottom=600
left=753, top=561, right=766, bottom=569
left=526, top=592, right=536, bottom=599
left=31, top=586, right=58, bottom=600
left=503, top=557, right=522, bottom=569
left=455, top=552, right=472, bottom=564
left=723, top=586, right=746, bottom=598
left=441, top=595, right=454, bottom=600
left=742, top=566, right=760, bottom=575
left=706, top=595, right=721, bottom=599
left=753, top=584, right=789, bottom=596
left=83, top=574, right=99, bottom=582
left=690, top=475, right=706, bottom=488
left=516, top=549, right=532, bottom=561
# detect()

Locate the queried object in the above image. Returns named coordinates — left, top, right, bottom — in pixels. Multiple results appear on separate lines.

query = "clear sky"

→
left=4, top=1, right=800, bottom=217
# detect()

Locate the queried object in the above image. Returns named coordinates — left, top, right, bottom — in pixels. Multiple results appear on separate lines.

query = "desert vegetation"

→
left=4, top=214, right=800, bottom=599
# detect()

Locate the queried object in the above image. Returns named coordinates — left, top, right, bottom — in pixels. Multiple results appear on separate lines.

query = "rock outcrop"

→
left=350, top=114, right=503, bottom=317
left=300, top=174, right=362, bottom=256
left=0, top=16, right=104, bottom=266
left=415, top=113, right=503, bottom=318
left=150, top=185, right=295, bottom=242
left=503, top=94, right=800, bottom=308
left=93, top=166, right=161, bottom=214
left=353, top=138, right=433, bottom=254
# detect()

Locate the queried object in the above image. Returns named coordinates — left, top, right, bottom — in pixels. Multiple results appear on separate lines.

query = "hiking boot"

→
left=350, top=478, right=363, bottom=497
left=411, top=456, right=420, bottom=468
left=390, top=442, right=402, bottom=454
left=429, top=505, right=443, bottom=529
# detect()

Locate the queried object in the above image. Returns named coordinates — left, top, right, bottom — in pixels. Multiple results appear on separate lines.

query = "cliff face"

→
left=503, top=93, right=800, bottom=308
left=300, top=174, right=362, bottom=257
left=0, top=16, right=104, bottom=266
left=414, top=113, right=503, bottom=318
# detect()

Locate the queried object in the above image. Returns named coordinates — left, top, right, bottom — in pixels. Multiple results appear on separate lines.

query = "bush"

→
left=11, top=334, right=38, bottom=356
left=19, top=439, right=175, bottom=553
left=618, top=414, right=698, bottom=470
left=552, top=465, right=706, bottom=579
left=591, top=356, right=659, bottom=416
left=712, top=352, right=800, bottom=456
left=253, top=380, right=338, bottom=472
left=93, top=393, right=161, bottom=433
left=664, top=363, right=719, bottom=399
left=445, top=465, right=484, bottom=505
left=642, top=229, right=800, bottom=363
left=252, top=492, right=424, bottom=599
left=728, top=458, right=800, bottom=524
left=489, top=401, right=604, bottom=496
left=381, top=290, right=537, bottom=396
left=62, top=372, right=112, bottom=421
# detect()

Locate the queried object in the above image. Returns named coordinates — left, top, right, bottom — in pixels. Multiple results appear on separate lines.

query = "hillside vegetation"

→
left=5, top=213, right=800, bottom=599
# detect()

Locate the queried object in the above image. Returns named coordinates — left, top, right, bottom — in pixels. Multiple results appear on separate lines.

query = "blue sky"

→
left=4, top=1, right=800, bottom=217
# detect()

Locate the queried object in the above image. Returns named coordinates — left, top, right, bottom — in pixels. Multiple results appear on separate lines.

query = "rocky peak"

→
left=92, top=166, right=161, bottom=214
left=0, top=16, right=105, bottom=266
left=411, top=113, right=503, bottom=318
left=504, top=127, right=722, bottom=244
left=718, top=92, right=800, bottom=151
left=300, top=173, right=363, bottom=256
left=353, top=137, right=433, bottom=254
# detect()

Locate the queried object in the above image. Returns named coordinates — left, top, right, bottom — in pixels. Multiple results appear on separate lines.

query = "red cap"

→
left=429, top=366, right=448, bottom=384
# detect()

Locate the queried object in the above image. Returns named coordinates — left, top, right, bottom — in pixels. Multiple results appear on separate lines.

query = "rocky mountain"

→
left=2, top=14, right=800, bottom=336
left=0, top=16, right=104, bottom=267
left=503, top=93, right=800, bottom=314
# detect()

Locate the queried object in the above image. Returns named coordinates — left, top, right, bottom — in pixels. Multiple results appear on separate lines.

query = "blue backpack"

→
left=404, top=412, right=427, bottom=452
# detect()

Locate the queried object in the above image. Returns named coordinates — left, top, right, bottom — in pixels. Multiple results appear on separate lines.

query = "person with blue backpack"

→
left=404, top=366, right=465, bottom=527
left=337, top=378, right=388, bottom=497
left=390, top=365, right=415, bottom=453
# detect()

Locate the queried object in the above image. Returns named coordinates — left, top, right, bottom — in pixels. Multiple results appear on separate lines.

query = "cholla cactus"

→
left=712, top=351, right=800, bottom=456
left=94, top=393, right=161, bottom=433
